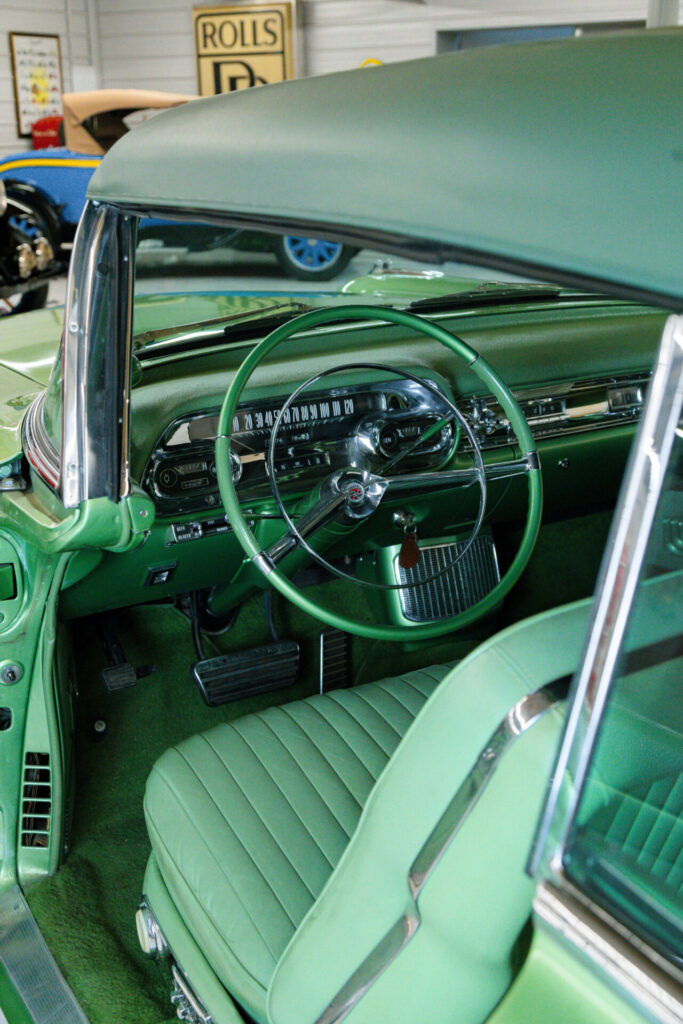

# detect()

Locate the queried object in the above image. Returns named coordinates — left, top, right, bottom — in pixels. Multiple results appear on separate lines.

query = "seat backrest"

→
left=267, top=597, right=592, bottom=1024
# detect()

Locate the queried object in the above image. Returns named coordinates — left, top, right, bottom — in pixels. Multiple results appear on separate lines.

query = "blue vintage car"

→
left=0, top=89, right=358, bottom=281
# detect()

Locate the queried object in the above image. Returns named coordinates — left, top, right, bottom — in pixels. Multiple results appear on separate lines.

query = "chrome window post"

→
left=60, top=200, right=135, bottom=509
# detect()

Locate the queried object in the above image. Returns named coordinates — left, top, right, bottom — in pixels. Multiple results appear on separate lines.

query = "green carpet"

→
left=25, top=508, right=612, bottom=1024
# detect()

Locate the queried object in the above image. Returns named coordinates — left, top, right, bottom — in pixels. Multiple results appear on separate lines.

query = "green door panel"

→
left=0, top=546, right=69, bottom=892
left=486, top=928, right=651, bottom=1024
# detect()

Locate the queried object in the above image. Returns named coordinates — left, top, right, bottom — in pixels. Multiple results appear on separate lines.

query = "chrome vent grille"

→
left=21, top=752, right=51, bottom=848
left=396, top=535, right=500, bottom=622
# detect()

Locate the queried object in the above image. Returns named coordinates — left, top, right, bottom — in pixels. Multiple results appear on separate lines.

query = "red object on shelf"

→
left=32, top=116, right=63, bottom=149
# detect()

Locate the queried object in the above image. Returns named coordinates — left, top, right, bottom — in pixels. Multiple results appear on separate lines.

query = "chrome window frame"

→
left=59, top=200, right=135, bottom=508
left=528, top=314, right=683, bottom=996
left=530, top=313, right=683, bottom=877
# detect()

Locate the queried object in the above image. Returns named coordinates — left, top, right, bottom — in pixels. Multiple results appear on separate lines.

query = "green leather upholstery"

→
left=144, top=597, right=594, bottom=1024
left=144, top=664, right=451, bottom=1021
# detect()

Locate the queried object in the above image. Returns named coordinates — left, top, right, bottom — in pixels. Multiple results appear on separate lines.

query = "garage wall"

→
left=0, top=0, right=93, bottom=154
left=302, top=0, right=648, bottom=74
left=96, top=0, right=653, bottom=91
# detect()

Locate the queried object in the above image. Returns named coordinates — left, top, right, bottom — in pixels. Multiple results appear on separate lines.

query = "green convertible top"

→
left=89, top=29, right=683, bottom=305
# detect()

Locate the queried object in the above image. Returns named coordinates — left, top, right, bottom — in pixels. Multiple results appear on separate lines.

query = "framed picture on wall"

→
left=9, top=32, right=63, bottom=138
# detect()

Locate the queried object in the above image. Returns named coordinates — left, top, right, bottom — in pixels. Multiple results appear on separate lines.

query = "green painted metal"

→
left=486, top=927, right=649, bottom=1024
left=0, top=532, right=69, bottom=893
left=89, top=31, right=683, bottom=302
left=0, top=962, right=33, bottom=1024
left=217, top=305, right=542, bottom=640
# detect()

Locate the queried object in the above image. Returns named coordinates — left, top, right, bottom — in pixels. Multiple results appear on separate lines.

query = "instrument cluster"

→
left=142, top=377, right=455, bottom=516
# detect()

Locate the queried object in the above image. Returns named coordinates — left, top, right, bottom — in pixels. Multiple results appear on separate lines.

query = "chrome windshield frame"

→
left=60, top=199, right=135, bottom=508
left=529, top=312, right=683, bottom=880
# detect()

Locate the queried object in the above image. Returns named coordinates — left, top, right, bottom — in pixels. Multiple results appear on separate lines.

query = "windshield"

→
left=130, top=216, right=537, bottom=347
left=39, top=211, right=549, bottom=474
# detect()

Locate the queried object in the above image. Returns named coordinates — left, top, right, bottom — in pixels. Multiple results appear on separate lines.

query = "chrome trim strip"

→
left=534, top=882, right=683, bottom=1024
left=22, top=391, right=60, bottom=487
left=315, top=683, right=563, bottom=1024
left=61, top=201, right=135, bottom=508
left=530, top=314, right=683, bottom=878
left=0, top=885, right=90, bottom=1024
left=119, top=216, right=135, bottom=499
left=171, top=964, right=213, bottom=1024
left=251, top=551, right=276, bottom=575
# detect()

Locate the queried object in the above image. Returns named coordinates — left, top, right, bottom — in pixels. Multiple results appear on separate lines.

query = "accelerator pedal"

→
left=193, top=641, right=300, bottom=706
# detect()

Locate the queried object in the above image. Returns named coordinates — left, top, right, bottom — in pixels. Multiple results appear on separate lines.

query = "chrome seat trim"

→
left=315, top=682, right=564, bottom=1024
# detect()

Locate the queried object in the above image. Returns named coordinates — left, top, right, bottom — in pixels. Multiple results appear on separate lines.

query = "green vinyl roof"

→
left=89, top=29, right=683, bottom=305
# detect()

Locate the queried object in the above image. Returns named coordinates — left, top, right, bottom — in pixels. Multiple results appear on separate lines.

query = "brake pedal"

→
left=193, top=641, right=300, bottom=706
left=319, top=629, right=351, bottom=693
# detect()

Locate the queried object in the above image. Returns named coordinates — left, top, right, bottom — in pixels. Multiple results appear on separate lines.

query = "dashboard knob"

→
left=158, top=467, right=178, bottom=490
left=380, top=426, right=399, bottom=453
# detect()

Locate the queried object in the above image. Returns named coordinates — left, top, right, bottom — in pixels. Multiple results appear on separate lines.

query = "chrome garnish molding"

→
left=22, top=390, right=60, bottom=488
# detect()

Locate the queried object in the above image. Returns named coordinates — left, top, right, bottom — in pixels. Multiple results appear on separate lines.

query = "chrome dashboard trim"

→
left=315, top=682, right=563, bottom=1024
left=534, top=881, right=683, bottom=1024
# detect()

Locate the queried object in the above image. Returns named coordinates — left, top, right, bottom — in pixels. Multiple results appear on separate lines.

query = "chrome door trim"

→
left=315, top=681, right=564, bottom=1024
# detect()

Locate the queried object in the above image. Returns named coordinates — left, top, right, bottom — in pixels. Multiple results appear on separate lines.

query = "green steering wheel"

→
left=216, top=305, right=542, bottom=641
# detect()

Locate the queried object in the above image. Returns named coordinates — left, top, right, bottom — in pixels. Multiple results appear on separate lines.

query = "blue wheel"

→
left=274, top=235, right=357, bottom=280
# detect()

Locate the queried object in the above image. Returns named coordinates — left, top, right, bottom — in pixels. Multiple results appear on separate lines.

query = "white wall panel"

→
left=96, top=0, right=650, bottom=91
left=302, top=1, right=648, bottom=73
left=0, top=0, right=94, bottom=155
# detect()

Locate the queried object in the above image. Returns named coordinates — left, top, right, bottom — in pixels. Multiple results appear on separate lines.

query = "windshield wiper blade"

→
left=133, top=301, right=310, bottom=351
left=407, top=283, right=562, bottom=313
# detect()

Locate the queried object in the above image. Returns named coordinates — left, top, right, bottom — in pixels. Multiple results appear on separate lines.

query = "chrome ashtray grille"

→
left=395, top=535, right=500, bottom=622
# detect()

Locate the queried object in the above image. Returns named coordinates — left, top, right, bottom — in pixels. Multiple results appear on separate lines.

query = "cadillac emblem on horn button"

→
left=344, top=480, right=366, bottom=507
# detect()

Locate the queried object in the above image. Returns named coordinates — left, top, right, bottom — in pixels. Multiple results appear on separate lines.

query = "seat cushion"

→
left=144, top=664, right=451, bottom=1022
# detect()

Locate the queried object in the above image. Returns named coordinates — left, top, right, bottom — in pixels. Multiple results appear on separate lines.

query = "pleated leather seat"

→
left=144, top=664, right=451, bottom=1019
